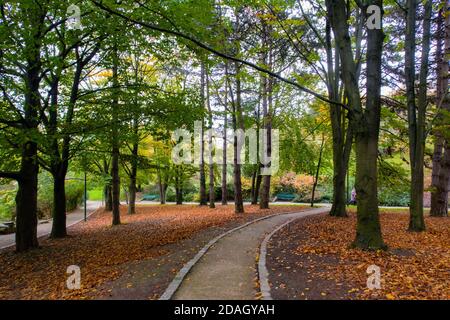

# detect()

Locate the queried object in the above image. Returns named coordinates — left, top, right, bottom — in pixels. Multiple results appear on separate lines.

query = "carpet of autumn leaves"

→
left=269, top=211, right=450, bottom=300
left=0, top=204, right=303, bottom=300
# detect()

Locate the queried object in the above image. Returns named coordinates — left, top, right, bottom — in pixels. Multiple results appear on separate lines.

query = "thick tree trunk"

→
left=327, top=0, right=386, bottom=250
left=15, top=6, right=42, bottom=251
left=15, top=142, right=39, bottom=252
left=50, top=171, right=67, bottom=238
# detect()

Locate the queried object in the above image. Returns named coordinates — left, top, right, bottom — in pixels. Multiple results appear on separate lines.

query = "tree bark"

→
left=259, top=20, right=272, bottom=210
left=222, top=113, right=228, bottom=205
left=327, top=0, right=386, bottom=250
left=405, top=0, right=429, bottom=231
left=232, top=60, right=245, bottom=214
left=50, top=171, right=67, bottom=238
left=14, top=4, right=43, bottom=251
left=311, top=134, right=325, bottom=207
left=206, top=67, right=215, bottom=209
left=15, top=144, right=39, bottom=252
left=326, top=12, right=353, bottom=217
left=199, top=62, right=208, bottom=206
left=430, top=1, right=450, bottom=217
left=111, top=45, right=121, bottom=225
left=127, top=134, right=138, bottom=215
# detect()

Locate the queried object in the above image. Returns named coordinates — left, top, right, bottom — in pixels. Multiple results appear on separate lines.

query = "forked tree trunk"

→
left=327, top=0, right=386, bottom=250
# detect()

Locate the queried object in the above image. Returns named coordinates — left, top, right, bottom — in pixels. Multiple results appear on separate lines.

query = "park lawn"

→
left=0, top=204, right=304, bottom=300
left=267, top=211, right=450, bottom=300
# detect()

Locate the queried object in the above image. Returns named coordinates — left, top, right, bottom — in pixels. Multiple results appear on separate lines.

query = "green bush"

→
left=0, top=188, right=16, bottom=221
left=37, top=173, right=84, bottom=219
left=378, top=188, right=410, bottom=207
left=65, top=181, right=84, bottom=211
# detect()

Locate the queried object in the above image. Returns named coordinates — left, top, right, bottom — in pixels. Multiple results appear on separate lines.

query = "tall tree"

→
left=111, top=43, right=121, bottom=225
left=326, top=0, right=386, bottom=250
left=430, top=0, right=450, bottom=217
left=404, top=0, right=431, bottom=231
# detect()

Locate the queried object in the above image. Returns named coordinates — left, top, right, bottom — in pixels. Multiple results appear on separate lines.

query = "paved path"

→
left=172, top=207, right=329, bottom=300
left=0, top=200, right=101, bottom=250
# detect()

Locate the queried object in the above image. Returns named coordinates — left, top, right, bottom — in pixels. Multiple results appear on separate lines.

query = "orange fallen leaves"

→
left=289, top=212, right=450, bottom=300
left=0, top=204, right=303, bottom=300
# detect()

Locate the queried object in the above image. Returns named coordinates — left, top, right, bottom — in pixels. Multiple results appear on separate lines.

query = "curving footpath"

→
left=162, top=206, right=329, bottom=300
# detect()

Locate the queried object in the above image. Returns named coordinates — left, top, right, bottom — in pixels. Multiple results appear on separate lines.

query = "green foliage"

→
left=0, top=187, right=16, bottom=221
left=37, top=173, right=84, bottom=219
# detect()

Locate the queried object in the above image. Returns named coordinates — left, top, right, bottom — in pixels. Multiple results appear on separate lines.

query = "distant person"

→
left=350, top=187, right=357, bottom=205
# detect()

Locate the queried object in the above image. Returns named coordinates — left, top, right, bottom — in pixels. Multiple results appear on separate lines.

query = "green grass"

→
left=87, top=189, right=103, bottom=201
left=88, top=188, right=128, bottom=201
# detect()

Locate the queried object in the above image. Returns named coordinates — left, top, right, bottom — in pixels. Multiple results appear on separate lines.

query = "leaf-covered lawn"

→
left=268, top=211, right=450, bottom=300
left=0, top=204, right=303, bottom=300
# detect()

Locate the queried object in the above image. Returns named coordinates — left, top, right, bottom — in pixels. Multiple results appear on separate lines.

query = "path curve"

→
left=0, top=200, right=101, bottom=250
left=162, top=207, right=329, bottom=300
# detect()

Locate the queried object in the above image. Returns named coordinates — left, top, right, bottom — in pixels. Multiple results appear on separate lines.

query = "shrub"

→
left=0, top=187, right=16, bottom=221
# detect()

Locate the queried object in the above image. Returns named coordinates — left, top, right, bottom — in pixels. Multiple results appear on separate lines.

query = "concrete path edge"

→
left=257, top=207, right=328, bottom=300
left=159, top=211, right=299, bottom=300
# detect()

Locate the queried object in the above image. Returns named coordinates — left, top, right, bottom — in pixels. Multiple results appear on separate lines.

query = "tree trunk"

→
left=222, top=114, right=228, bottom=205
left=311, top=134, right=325, bottom=207
left=50, top=171, right=67, bottom=238
left=431, top=1, right=450, bottom=217
left=326, top=12, right=352, bottom=218
left=128, top=177, right=136, bottom=214
left=15, top=143, right=39, bottom=252
left=205, top=67, right=215, bottom=209
left=250, top=169, right=257, bottom=204
left=259, top=21, right=272, bottom=210
left=199, top=62, right=208, bottom=206
left=111, top=45, right=121, bottom=226
left=327, top=0, right=386, bottom=250
left=405, top=0, right=428, bottom=231
left=128, top=141, right=138, bottom=215
left=432, top=144, right=450, bottom=216
left=233, top=61, right=244, bottom=214
left=104, top=185, right=113, bottom=211
left=160, top=183, right=167, bottom=204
